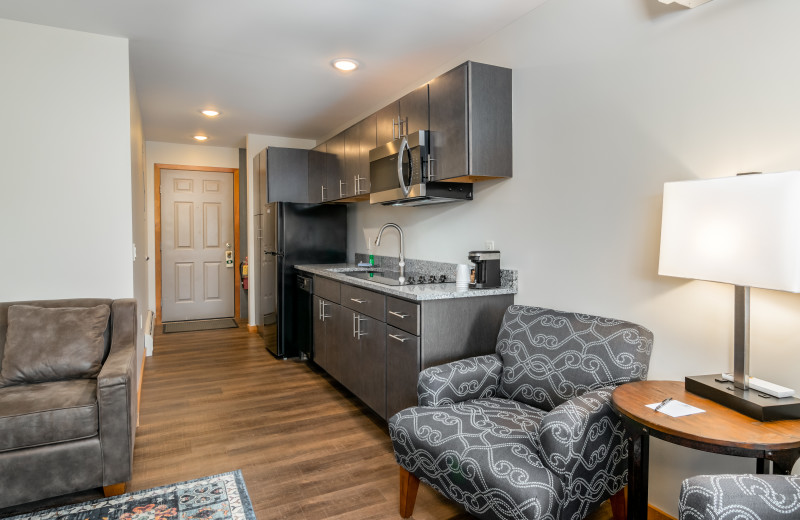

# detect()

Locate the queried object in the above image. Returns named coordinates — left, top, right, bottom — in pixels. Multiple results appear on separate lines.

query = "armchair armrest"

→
left=680, top=474, right=800, bottom=520
left=535, top=388, right=627, bottom=518
left=417, top=354, right=502, bottom=407
left=97, top=299, right=137, bottom=486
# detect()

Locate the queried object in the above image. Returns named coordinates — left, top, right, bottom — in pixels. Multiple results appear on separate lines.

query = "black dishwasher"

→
left=295, top=274, right=314, bottom=360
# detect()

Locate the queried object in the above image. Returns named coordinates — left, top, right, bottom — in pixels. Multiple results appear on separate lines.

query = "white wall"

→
left=244, top=134, right=316, bottom=327
left=144, top=141, right=240, bottom=349
left=347, top=0, right=800, bottom=515
left=0, top=19, right=133, bottom=301
left=130, top=75, right=148, bottom=384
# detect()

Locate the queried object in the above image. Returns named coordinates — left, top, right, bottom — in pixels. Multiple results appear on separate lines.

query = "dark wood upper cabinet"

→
left=376, top=84, right=429, bottom=146
left=307, top=142, right=327, bottom=203
left=325, top=131, right=346, bottom=200
left=428, top=62, right=512, bottom=182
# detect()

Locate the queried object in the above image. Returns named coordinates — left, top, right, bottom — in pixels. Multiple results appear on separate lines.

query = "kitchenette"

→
left=251, top=59, right=516, bottom=419
left=297, top=248, right=517, bottom=419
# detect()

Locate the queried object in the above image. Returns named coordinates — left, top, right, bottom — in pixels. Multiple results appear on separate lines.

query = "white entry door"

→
left=161, top=169, right=235, bottom=321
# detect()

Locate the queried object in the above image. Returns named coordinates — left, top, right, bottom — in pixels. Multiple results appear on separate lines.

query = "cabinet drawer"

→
left=314, top=276, right=340, bottom=304
left=341, top=284, right=385, bottom=320
left=386, top=296, right=420, bottom=336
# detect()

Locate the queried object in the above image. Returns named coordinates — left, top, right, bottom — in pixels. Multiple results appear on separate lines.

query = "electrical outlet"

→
left=485, top=240, right=495, bottom=250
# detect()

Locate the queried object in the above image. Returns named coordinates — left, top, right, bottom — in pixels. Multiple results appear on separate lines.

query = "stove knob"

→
left=439, top=274, right=447, bottom=283
left=407, top=278, right=415, bottom=285
left=429, top=275, right=436, bottom=283
left=418, top=275, right=425, bottom=284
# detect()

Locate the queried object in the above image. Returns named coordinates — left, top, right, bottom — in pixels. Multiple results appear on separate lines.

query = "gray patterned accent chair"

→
left=389, top=305, right=654, bottom=520
left=0, top=298, right=137, bottom=509
left=680, top=474, right=800, bottom=519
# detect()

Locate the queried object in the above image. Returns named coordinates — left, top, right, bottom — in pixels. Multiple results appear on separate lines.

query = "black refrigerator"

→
left=259, top=202, right=346, bottom=357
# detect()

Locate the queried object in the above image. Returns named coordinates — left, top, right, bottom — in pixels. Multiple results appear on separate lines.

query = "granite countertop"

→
left=295, top=263, right=517, bottom=302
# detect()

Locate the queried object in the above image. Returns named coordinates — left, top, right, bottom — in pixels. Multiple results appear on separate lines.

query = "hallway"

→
left=132, top=323, right=474, bottom=519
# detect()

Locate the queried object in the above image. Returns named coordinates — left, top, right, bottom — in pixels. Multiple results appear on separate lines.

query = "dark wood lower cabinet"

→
left=359, top=315, right=387, bottom=418
left=386, top=325, right=420, bottom=418
left=311, top=274, right=513, bottom=421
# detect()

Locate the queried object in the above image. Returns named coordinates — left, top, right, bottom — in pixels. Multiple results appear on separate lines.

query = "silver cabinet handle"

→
left=426, top=153, right=436, bottom=181
left=321, top=184, right=327, bottom=202
left=320, top=300, right=331, bottom=320
left=350, top=298, right=366, bottom=304
left=353, top=313, right=366, bottom=338
left=354, top=175, right=359, bottom=195
left=388, top=311, right=408, bottom=319
left=339, top=179, right=346, bottom=198
left=389, top=333, right=408, bottom=343
left=357, top=315, right=366, bottom=338
left=392, top=118, right=399, bottom=140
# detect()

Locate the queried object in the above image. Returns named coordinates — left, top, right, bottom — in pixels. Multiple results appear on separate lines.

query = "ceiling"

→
left=0, top=0, right=549, bottom=147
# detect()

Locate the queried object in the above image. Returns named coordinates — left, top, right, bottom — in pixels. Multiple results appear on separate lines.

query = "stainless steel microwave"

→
left=368, top=130, right=472, bottom=206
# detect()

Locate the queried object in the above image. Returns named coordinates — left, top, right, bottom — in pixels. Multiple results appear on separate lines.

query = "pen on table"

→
left=654, top=397, right=673, bottom=412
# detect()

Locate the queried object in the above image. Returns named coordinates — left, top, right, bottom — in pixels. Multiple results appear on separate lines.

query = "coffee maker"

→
left=468, top=250, right=501, bottom=289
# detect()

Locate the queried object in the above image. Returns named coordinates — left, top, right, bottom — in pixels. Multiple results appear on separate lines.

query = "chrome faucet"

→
left=375, top=223, right=405, bottom=281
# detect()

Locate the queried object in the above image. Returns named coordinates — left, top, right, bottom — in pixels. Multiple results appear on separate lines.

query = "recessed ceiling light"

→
left=201, top=109, right=220, bottom=117
left=331, top=58, right=359, bottom=72
left=193, top=135, right=208, bottom=142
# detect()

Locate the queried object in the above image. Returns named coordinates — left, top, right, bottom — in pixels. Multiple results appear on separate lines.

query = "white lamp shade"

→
left=659, top=171, right=800, bottom=293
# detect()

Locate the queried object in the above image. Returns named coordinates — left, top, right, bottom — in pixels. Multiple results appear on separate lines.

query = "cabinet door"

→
left=428, top=63, right=468, bottom=181
left=334, top=309, right=361, bottom=395
left=308, top=143, right=327, bottom=203
left=313, top=296, right=330, bottom=370
left=399, top=84, right=429, bottom=137
left=376, top=101, right=399, bottom=146
left=267, top=147, right=309, bottom=203
left=356, top=114, right=376, bottom=195
left=326, top=132, right=346, bottom=200
left=359, top=315, right=387, bottom=418
left=386, top=325, right=420, bottom=418
left=343, top=125, right=359, bottom=198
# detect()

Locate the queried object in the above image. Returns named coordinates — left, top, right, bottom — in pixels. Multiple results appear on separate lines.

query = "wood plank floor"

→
left=1, top=322, right=615, bottom=519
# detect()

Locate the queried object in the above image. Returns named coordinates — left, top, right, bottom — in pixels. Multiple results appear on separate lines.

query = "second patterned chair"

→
left=389, top=305, right=654, bottom=520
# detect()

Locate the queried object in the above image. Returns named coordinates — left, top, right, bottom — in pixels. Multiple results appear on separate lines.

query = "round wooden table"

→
left=612, top=380, right=800, bottom=520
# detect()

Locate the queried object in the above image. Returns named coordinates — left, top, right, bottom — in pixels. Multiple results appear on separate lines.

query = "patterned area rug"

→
left=6, top=471, right=255, bottom=520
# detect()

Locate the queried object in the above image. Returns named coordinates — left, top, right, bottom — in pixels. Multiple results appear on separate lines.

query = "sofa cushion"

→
left=0, top=379, right=98, bottom=452
left=0, top=304, right=110, bottom=387
left=495, top=306, right=653, bottom=411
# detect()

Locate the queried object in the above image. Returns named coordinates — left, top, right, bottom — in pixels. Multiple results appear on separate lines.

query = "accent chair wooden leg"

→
left=103, top=483, right=126, bottom=497
left=399, top=466, right=420, bottom=518
left=610, top=487, right=627, bottom=520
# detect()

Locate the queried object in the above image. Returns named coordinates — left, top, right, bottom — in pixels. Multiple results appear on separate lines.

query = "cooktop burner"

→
left=343, top=270, right=452, bottom=286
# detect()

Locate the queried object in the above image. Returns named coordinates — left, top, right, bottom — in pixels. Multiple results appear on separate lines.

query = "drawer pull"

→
left=350, top=298, right=366, bottom=304
left=389, top=333, right=409, bottom=343
left=389, top=311, right=409, bottom=319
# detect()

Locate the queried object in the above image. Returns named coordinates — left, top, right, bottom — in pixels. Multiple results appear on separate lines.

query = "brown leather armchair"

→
left=0, top=298, right=137, bottom=508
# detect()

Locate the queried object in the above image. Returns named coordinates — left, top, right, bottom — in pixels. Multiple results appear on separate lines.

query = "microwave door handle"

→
left=396, top=136, right=410, bottom=196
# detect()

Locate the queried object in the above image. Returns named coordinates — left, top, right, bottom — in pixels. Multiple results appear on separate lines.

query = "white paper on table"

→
left=646, top=400, right=705, bottom=418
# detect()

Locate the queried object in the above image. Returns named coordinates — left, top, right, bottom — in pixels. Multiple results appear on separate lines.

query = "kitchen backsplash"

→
left=354, top=253, right=518, bottom=290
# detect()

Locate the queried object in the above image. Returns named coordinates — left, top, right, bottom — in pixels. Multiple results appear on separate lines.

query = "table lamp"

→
left=658, top=171, right=800, bottom=421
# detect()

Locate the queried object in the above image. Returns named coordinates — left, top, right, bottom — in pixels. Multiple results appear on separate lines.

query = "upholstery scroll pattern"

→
left=390, top=305, right=654, bottom=520
left=679, top=474, right=800, bottom=520
left=418, top=354, right=503, bottom=407
left=496, top=306, right=652, bottom=412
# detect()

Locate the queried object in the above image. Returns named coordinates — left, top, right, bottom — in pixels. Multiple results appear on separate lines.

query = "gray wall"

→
left=347, top=0, right=800, bottom=514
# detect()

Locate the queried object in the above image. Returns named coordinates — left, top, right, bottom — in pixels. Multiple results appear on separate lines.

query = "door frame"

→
left=154, top=164, right=240, bottom=324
